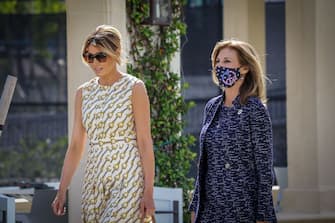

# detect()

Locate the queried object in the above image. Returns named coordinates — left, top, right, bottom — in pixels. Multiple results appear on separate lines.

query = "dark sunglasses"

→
left=83, top=52, right=107, bottom=63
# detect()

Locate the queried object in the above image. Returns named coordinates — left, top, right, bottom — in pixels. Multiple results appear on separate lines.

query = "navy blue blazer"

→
left=189, top=94, right=277, bottom=222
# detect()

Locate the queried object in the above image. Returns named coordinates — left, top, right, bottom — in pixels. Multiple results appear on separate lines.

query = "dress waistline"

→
left=89, top=137, right=137, bottom=146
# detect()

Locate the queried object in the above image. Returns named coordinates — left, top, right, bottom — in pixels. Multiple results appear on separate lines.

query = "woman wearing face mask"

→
left=51, top=25, right=155, bottom=222
left=189, top=40, right=277, bottom=223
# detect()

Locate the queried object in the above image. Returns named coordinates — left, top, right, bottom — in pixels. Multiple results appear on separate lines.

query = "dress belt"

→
left=89, top=137, right=137, bottom=146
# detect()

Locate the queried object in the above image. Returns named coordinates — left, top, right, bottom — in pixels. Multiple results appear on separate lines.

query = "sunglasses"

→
left=83, top=52, right=107, bottom=63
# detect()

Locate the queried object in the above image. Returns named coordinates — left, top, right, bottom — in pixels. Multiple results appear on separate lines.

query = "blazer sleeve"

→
left=250, top=102, right=276, bottom=222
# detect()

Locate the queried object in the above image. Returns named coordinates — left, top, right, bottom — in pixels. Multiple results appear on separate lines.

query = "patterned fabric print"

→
left=189, top=94, right=277, bottom=223
left=81, top=74, right=144, bottom=223
left=202, top=105, right=228, bottom=206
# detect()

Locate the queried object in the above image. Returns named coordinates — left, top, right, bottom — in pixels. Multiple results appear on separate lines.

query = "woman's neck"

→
left=98, top=70, right=122, bottom=86
left=224, top=87, right=239, bottom=107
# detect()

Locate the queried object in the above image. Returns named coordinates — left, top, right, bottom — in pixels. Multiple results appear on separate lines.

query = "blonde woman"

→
left=52, top=25, right=155, bottom=222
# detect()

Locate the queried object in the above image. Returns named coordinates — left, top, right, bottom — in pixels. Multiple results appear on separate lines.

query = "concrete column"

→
left=282, top=0, right=335, bottom=215
left=316, top=0, right=335, bottom=212
left=283, top=0, right=319, bottom=213
left=223, top=0, right=265, bottom=66
left=65, top=1, right=127, bottom=222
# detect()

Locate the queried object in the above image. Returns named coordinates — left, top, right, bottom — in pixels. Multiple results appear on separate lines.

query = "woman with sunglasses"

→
left=52, top=25, right=155, bottom=223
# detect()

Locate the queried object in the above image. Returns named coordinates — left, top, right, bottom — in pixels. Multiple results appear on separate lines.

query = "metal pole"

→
left=173, top=200, right=178, bottom=223
left=0, top=75, right=17, bottom=137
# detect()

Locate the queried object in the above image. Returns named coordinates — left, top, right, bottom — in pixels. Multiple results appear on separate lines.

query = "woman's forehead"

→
left=86, top=44, right=103, bottom=53
left=217, top=47, right=238, bottom=59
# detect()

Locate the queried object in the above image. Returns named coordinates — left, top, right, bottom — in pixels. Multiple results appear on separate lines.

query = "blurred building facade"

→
left=0, top=8, right=67, bottom=149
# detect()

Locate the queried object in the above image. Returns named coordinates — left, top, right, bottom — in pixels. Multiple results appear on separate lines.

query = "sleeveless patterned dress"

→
left=81, top=73, right=144, bottom=223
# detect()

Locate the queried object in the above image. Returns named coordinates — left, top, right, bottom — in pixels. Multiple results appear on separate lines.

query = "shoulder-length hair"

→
left=211, top=39, right=267, bottom=104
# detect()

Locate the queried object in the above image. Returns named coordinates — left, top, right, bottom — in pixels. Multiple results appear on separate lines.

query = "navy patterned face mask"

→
left=215, top=66, right=241, bottom=88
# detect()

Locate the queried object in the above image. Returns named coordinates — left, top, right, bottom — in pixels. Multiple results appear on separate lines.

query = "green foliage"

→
left=127, top=0, right=196, bottom=221
left=0, top=137, right=67, bottom=181
left=0, top=0, right=66, bottom=14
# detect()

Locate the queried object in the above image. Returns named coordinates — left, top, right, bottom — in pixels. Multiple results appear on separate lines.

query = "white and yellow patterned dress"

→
left=81, top=73, right=144, bottom=223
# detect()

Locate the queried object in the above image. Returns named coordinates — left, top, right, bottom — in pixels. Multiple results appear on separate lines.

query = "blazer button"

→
left=225, top=163, right=230, bottom=169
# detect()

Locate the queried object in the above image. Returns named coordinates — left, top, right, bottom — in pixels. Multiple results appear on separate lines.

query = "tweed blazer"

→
left=189, top=94, right=277, bottom=222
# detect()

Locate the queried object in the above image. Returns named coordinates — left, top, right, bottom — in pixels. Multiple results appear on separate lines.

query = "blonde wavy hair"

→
left=211, top=39, right=267, bottom=104
left=81, top=25, right=122, bottom=65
